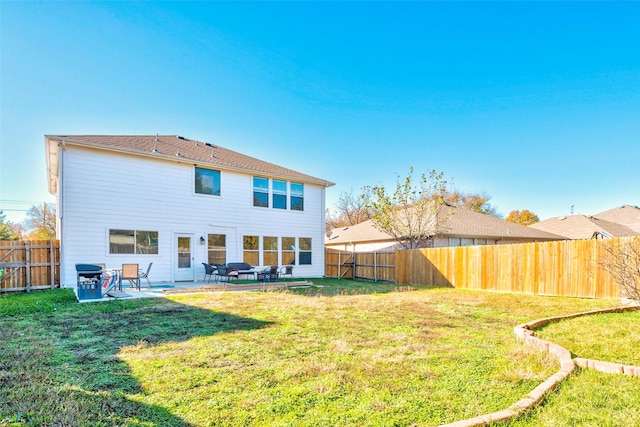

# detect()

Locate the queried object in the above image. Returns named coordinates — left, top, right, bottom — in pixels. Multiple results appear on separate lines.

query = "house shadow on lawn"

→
left=0, top=290, right=272, bottom=426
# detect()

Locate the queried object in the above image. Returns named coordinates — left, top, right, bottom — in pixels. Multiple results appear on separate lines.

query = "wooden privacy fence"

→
left=325, top=249, right=395, bottom=282
left=0, top=240, right=60, bottom=293
left=395, top=237, right=639, bottom=299
left=326, top=237, right=638, bottom=299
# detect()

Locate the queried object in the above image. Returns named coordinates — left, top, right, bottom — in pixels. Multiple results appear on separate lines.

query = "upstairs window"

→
left=253, top=177, right=269, bottom=207
left=253, top=177, right=304, bottom=212
left=290, top=183, right=304, bottom=211
left=272, top=180, right=287, bottom=209
left=195, top=167, right=221, bottom=196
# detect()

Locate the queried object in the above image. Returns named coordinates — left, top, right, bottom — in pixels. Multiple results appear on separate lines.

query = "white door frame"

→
left=174, top=233, right=195, bottom=282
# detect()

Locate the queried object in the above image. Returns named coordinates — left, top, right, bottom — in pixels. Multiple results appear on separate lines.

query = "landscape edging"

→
left=439, top=304, right=640, bottom=427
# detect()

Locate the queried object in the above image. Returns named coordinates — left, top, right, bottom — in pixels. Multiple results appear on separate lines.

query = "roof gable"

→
left=594, top=205, right=640, bottom=233
left=529, top=214, right=638, bottom=239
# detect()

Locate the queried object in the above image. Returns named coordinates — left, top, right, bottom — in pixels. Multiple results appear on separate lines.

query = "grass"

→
left=535, top=310, right=640, bottom=366
left=0, top=279, right=633, bottom=426
left=507, top=368, right=640, bottom=426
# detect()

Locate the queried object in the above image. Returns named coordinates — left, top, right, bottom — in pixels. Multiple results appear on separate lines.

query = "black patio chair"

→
left=258, top=265, right=279, bottom=282
left=214, top=264, right=238, bottom=283
left=202, top=263, right=215, bottom=283
left=280, top=265, right=294, bottom=280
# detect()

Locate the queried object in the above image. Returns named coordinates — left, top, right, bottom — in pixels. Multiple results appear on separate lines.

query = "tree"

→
left=0, top=210, right=21, bottom=240
left=505, top=209, right=539, bottom=226
left=444, top=190, right=502, bottom=218
left=366, top=167, right=449, bottom=249
left=600, top=237, right=640, bottom=302
left=326, top=188, right=373, bottom=230
left=25, top=203, right=56, bottom=240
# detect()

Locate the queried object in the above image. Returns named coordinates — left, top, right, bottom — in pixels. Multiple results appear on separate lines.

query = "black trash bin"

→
left=76, top=264, right=103, bottom=300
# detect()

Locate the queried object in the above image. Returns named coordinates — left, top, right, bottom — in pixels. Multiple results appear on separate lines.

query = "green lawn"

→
left=0, top=279, right=634, bottom=426
left=535, top=310, right=640, bottom=366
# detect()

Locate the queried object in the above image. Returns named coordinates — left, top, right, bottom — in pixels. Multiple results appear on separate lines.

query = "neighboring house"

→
left=325, top=205, right=562, bottom=252
left=593, top=205, right=640, bottom=234
left=529, top=211, right=639, bottom=240
left=46, top=135, right=334, bottom=287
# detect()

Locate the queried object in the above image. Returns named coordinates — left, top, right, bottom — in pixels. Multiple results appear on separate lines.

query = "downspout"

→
left=59, top=140, right=66, bottom=287
left=321, top=186, right=326, bottom=277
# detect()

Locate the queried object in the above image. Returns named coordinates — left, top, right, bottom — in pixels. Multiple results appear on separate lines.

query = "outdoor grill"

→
left=75, top=264, right=104, bottom=300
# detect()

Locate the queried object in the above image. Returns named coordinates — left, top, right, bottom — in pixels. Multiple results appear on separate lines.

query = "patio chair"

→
left=139, top=262, right=153, bottom=287
left=202, top=262, right=215, bottom=283
left=121, top=263, right=140, bottom=290
left=213, top=264, right=238, bottom=283
left=258, top=265, right=279, bottom=282
left=280, top=265, right=294, bottom=280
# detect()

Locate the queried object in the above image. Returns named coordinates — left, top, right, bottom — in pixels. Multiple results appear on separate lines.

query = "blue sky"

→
left=2, top=1, right=639, bottom=224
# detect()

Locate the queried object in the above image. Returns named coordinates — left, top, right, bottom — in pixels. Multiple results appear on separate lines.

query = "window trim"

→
left=252, top=177, right=305, bottom=211
left=298, top=237, right=312, bottom=265
left=207, top=233, right=227, bottom=265
left=253, top=177, right=269, bottom=208
left=108, top=229, right=159, bottom=255
left=194, top=167, right=221, bottom=197
left=263, top=236, right=279, bottom=266
left=290, top=182, right=304, bottom=211
left=282, top=236, right=296, bottom=265
left=242, top=235, right=260, bottom=265
left=272, top=180, right=287, bottom=210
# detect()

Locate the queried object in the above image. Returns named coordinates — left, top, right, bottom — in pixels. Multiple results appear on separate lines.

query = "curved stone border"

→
left=440, top=304, right=640, bottom=427
left=574, top=357, right=640, bottom=377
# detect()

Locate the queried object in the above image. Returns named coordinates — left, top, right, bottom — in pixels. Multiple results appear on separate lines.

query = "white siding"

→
left=60, top=146, right=327, bottom=286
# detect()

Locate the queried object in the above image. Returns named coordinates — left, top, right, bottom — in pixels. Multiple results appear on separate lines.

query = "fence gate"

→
left=0, top=240, right=60, bottom=293
left=324, top=249, right=396, bottom=282
left=325, top=249, right=355, bottom=279
left=339, top=252, right=355, bottom=279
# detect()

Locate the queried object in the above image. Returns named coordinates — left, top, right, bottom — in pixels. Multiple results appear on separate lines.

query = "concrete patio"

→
left=78, top=280, right=313, bottom=302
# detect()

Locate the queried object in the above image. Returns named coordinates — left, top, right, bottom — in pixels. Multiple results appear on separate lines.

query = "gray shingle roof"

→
left=594, top=205, right=640, bottom=233
left=325, top=205, right=562, bottom=244
left=45, top=134, right=334, bottom=187
left=529, top=214, right=638, bottom=239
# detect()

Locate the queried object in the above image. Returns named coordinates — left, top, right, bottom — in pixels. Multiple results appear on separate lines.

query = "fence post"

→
left=25, top=241, right=31, bottom=292
left=352, top=251, right=356, bottom=280
left=374, top=252, right=378, bottom=282
left=49, top=240, right=55, bottom=289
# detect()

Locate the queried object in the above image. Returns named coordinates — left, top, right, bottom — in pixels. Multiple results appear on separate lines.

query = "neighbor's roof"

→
left=45, top=134, right=334, bottom=194
left=325, top=205, right=562, bottom=244
left=593, top=205, right=640, bottom=233
left=529, top=214, right=638, bottom=239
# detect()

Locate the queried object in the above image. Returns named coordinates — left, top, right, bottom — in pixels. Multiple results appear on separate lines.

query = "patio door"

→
left=174, top=234, right=194, bottom=281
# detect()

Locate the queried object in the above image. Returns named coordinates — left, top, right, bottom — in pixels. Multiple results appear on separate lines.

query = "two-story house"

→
left=45, top=135, right=334, bottom=287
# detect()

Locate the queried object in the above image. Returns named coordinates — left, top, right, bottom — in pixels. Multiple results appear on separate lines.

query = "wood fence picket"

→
left=0, top=240, right=60, bottom=293
left=326, top=236, right=639, bottom=299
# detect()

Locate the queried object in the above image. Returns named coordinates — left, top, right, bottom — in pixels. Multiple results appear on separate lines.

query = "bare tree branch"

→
left=600, top=237, right=640, bottom=302
left=367, top=167, right=449, bottom=249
